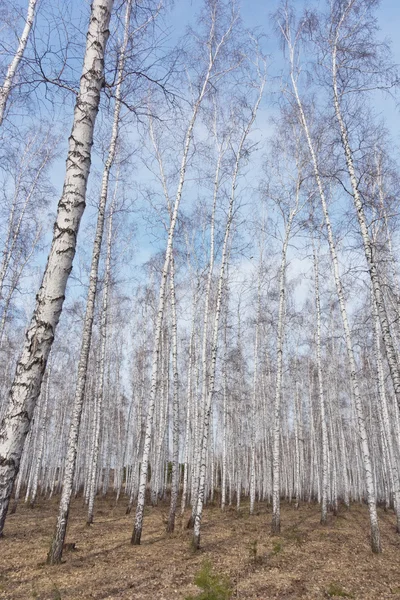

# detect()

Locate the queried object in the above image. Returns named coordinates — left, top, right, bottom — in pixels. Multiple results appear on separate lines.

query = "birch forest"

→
left=1, top=0, right=400, bottom=598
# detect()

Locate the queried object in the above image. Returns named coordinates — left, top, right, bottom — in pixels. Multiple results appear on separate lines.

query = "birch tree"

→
left=269, top=148, right=301, bottom=534
left=0, top=0, right=38, bottom=125
left=278, top=4, right=382, bottom=552
left=327, top=0, right=400, bottom=416
left=46, top=0, right=136, bottom=562
left=312, top=237, right=329, bottom=524
left=87, top=185, right=117, bottom=526
left=131, top=0, right=241, bottom=546
left=0, top=0, right=114, bottom=538
left=193, top=67, right=265, bottom=549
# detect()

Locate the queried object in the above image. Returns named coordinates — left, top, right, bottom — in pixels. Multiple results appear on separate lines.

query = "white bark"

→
left=271, top=209, right=296, bottom=534
left=181, top=306, right=195, bottom=516
left=250, top=267, right=261, bottom=515
left=151, top=330, right=168, bottom=505
left=280, top=14, right=381, bottom=553
left=330, top=12, right=400, bottom=418
left=47, top=0, right=128, bottom=562
left=87, top=190, right=116, bottom=525
left=167, top=254, right=179, bottom=532
left=29, top=360, right=51, bottom=506
left=193, top=80, right=265, bottom=548
left=131, top=9, right=236, bottom=545
left=221, top=310, right=228, bottom=511
left=190, top=138, right=224, bottom=527
left=371, top=289, right=400, bottom=530
left=0, top=0, right=113, bottom=539
left=0, top=0, right=38, bottom=125
left=149, top=110, right=181, bottom=530
left=313, top=244, right=329, bottom=524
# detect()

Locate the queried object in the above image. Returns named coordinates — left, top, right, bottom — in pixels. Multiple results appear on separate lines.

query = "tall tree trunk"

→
left=131, top=10, right=234, bottom=545
left=189, top=139, right=223, bottom=528
left=0, top=0, right=113, bottom=538
left=221, top=307, right=228, bottom=512
left=313, top=244, right=329, bottom=525
left=87, top=189, right=116, bottom=525
left=192, top=80, right=264, bottom=548
left=281, top=19, right=381, bottom=553
left=330, top=22, right=400, bottom=416
left=46, top=0, right=131, bottom=563
left=271, top=210, right=296, bottom=534
left=371, top=289, right=400, bottom=530
left=167, top=254, right=179, bottom=532
left=29, top=361, right=51, bottom=507
left=0, top=0, right=38, bottom=125
left=250, top=267, right=261, bottom=515
left=181, top=291, right=196, bottom=516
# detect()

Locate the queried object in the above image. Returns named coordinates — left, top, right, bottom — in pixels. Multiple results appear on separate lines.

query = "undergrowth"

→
left=326, top=582, right=354, bottom=598
left=185, top=560, right=232, bottom=600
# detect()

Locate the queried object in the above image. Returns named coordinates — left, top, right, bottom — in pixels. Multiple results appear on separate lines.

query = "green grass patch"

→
left=271, top=541, right=283, bottom=555
left=185, top=560, right=232, bottom=600
left=326, top=582, right=354, bottom=598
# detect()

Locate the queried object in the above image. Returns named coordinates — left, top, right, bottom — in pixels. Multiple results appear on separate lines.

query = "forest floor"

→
left=1, top=495, right=400, bottom=599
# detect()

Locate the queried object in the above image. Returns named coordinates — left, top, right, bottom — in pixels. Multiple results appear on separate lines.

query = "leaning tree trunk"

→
left=47, top=0, right=131, bottom=564
left=283, top=26, right=381, bottom=552
left=331, top=32, right=400, bottom=417
left=0, top=0, right=38, bottom=125
left=131, top=15, right=231, bottom=545
left=0, top=0, right=113, bottom=538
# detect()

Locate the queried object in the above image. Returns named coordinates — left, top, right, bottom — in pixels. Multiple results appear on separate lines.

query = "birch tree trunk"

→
left=131, top=8, right=237, bottom=545
left=193, top=79, right=265, bottom=548
left=250, top=266, right=261, bottom=515
left=271, top=209, right=296, bottom=534
left=189, top=135, right=224, bottom=528
left=371, top=289, right=400, bottom=531
left=181, top=290, right=196, bottom=516
left=0, top=0, right=38, bottom=125
left=221, top=307, right=228, bottom=511
left=29, top=360, right=51, bottom=507
left=330, top=19, right=400, bottom=416
left=313, top=243, right=329, bottom=525
left=0, top=0, right=113, bottom=538
left=280, top=15, right=381, bottom=553
left=87, top=190, right=117, bottom=525
left=47, top=0, right=132, bottom=563
left=167, top=254, right=179, bottom=532
left=148, top=113, right=181, bottom=531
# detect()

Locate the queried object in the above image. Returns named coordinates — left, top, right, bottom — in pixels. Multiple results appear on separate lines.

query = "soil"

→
left=1, top=496, right=400, bottom=599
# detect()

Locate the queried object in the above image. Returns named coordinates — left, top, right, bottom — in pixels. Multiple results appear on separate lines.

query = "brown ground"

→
left=1, top=496, right=400, bottom=599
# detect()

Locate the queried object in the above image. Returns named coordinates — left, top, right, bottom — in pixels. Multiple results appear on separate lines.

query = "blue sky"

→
left=6, top=0, right=400, bottom=320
